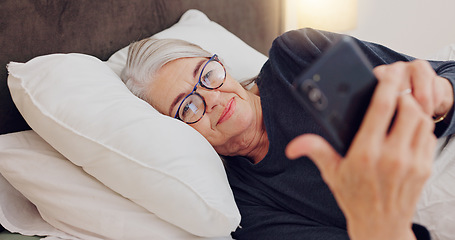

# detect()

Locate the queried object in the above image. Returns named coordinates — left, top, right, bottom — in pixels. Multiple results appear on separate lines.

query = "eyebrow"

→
left=168, top=59, right=206, bottom=117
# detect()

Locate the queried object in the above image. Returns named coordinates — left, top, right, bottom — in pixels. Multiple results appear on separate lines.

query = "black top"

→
left=226, top=28, right=455, bottom=240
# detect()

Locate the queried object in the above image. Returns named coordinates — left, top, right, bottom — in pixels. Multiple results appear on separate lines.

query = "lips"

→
left=217, top=97, right=236, bottom=125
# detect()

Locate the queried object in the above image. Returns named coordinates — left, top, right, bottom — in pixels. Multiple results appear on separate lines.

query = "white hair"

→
left=120, top=38, right=212, bottom=105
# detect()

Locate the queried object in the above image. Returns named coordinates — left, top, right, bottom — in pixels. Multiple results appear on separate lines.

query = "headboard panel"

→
left=0, top=0, right=282, bottom=134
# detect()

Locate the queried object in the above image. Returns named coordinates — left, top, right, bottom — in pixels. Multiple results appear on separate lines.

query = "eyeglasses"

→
left=174, top=54, right=226, bottom=124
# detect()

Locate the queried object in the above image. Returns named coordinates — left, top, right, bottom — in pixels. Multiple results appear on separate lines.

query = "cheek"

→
left=187, top=120, right=216, bottom=143
left=215, top=101, right=255, bottom=140
left=186, top=94, right=255, bottom=148
left=188, top=120, right=228, bottom=148
left=230, top=102, right=255, bottom=130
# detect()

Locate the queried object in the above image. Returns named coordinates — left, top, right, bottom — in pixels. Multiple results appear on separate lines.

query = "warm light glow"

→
left=284, top=0, right=358, bottom=32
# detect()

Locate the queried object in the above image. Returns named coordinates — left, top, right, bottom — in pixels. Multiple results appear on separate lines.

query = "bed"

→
left=0, top=0, right=281, bottom=239
left=2, top=1, right=455, bottom=240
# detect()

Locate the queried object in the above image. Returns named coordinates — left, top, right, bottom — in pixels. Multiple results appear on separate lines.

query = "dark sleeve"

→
left=266, top=28, right=455, bottom=137
left=412, top=223, right=432, bottom=240
left=231, top=204, right=349, bottom=240
left=231, top=203, right=430, bottom=240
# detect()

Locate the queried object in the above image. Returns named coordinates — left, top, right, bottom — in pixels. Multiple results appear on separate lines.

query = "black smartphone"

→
left=292, top=36, right=377, bottom=156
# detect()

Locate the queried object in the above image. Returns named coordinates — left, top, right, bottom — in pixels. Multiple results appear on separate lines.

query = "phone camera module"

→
left=301, top=79, right=328, bottom=111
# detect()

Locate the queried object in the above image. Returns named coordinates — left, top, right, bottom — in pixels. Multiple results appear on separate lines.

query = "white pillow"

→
left=105, top=9, right=268, bottom=87
left=0, top=156, right=75, bottom=240
left=0, top=130, right=232, bottom=240
left=7, top=53, right=239, bottom=237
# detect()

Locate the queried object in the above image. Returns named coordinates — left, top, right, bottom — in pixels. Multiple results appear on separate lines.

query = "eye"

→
left=181, top=100, right=199, bottom=118
left=201, top=70, right=213, bottom=86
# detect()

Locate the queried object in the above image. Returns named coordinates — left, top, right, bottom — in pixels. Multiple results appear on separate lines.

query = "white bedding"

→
left=1, top=133, right=455, bottom=240
left=0, top=130, right=233, bottom=240
left=0, top=171, right=77, bottom=240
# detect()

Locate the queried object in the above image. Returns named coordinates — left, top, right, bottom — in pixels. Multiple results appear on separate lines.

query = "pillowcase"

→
left=0, top=130, right=232, bottom=240
left=0, top=153, right=74, bottom=240
left=105, top=9, right=268, bottom=87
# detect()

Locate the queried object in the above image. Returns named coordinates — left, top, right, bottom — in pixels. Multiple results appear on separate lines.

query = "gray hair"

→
left=120, top=38, right=212, bottom=105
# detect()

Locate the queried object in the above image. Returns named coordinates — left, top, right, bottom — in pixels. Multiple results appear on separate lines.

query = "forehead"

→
left=148, top=57, right=206, bottom=115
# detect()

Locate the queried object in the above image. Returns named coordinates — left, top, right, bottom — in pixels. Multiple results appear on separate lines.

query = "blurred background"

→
left=284, top=0, right=455, bottom=59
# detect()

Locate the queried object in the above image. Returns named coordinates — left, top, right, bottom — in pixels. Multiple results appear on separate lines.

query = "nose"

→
left=197, top=88, right=221, bottom=112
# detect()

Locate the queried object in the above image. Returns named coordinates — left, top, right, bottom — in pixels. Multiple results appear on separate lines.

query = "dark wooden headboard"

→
left=0, top=0, right=283, bottom=135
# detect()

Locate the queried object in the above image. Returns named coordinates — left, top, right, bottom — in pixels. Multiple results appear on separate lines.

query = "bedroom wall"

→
left=346, top=0, right=455, bottom=59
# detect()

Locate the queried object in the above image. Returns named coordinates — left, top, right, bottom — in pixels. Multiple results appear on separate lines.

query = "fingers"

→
left=411, top=113, right=436, bottom=158
left=407, top=60, right=435, bottom=115
left=396, top=111, right=435, bottom=212
left=374, top=60, right=444, bottom=117
left=359, top=60, right=437, bottom=150
left=410, top=117, right=435, bottom=182
left=383, top=91, right=436, bottom=209
left=407, top=61, right=454, bottom=118
left=387, top=93, right=424, bottom=148
left=379, top=93, right=429, bottom=186
left=409, top=102, right=436, bottom=174
left=433, top=75, right=454, bottom=117
left=352, top=64, right=402, bottom=148
left=385, top=90, right=436, bottom=166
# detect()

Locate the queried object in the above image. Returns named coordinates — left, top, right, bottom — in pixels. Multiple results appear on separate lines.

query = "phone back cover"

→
left=292, top=36, right=377, bottom=155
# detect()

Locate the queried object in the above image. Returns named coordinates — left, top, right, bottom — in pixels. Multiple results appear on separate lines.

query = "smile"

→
left=217, top=97, right=236, bottom=125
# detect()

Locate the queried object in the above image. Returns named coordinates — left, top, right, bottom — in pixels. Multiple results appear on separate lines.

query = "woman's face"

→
left=148, top=57, right=258, bottom=155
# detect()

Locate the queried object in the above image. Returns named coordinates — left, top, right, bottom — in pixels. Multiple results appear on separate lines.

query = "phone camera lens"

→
left=300, top=79, right=327, bottom=111
left=309, top=88, right=322, bottom=103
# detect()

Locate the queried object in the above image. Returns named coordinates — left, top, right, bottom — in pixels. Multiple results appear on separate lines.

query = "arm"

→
left=271, top=28, right=455, bottom=137
left=278, top=28, right=446, bottom=240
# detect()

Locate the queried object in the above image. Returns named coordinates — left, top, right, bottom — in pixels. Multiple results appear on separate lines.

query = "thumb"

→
left=285, top=134, right=342, bottom=179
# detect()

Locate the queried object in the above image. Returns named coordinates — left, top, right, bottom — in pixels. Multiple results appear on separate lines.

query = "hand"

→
left=374, top=60, right=454, bottom=119
left=285, top=66, right=437, bottom=240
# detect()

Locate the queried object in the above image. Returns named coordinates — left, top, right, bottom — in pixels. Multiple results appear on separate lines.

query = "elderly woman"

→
left=121, top=28, right=455, bottom=240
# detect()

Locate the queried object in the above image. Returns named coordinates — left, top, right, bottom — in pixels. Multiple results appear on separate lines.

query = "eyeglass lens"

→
left=200, top=60, right=226, bottom=88
left=179, top=94, right=205, bottom=123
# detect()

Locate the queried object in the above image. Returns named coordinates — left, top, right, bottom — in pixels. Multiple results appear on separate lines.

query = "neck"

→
left=236, top=91, right=269, bottom=164
left=244, top=128, right=269, bottom=164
